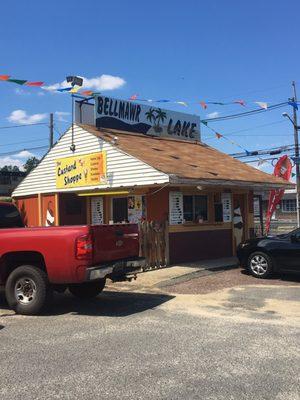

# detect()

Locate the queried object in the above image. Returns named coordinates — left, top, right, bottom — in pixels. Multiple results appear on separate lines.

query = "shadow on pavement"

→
left=241, top=269, right=300, bottom=283
left=0, top=290, right=175, bottom=318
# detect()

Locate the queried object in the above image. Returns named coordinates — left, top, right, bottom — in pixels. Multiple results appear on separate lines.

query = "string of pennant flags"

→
left=1, top=73, right=299, bottom=111
left=1, top=72, right=299, bottom=169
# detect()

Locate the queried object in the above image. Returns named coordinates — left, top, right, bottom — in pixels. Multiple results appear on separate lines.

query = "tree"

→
left=24, top=157, right=40, bottom=174
left=0, top=165, right=20, bottom=172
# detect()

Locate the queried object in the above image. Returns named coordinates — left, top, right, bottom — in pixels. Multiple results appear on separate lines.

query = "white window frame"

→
left=281, top=199, right=297, bottom=213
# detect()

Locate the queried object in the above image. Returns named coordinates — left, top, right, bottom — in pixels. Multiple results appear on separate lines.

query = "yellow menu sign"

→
left=55, top=152, right=107, bottom=189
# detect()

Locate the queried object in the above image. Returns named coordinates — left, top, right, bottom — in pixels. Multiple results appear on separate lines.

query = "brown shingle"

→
left=80, top=124, right=294, bottom=188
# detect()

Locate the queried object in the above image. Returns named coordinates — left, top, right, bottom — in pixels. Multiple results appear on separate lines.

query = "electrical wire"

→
left=0, top=138, right=48, bottom=147
left=202, top=102, right=288, bottom=123
left=0, top=145, right=49, bottom=157
left=202, top=119, right=288, bottom=140
left=0, top=122, right=48, bottom=130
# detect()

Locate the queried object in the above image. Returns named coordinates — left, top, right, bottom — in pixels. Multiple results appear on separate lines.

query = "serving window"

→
left=183, top=195, right=208, bottom=223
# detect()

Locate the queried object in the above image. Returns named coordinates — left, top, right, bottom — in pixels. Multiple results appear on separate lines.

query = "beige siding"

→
left=13, top=125, right=169, bottom=197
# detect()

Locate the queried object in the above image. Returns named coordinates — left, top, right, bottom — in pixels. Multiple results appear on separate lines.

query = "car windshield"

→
left=0, top=204, right=24, bottom=228
left=279, top=228, right=300, bottom=239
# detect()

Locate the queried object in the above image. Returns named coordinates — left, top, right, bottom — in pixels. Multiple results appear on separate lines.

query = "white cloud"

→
left=15, top=88, right=31, bottom=96
left=42, top=74, right=126, bottom=92
left=206, top=111, right=220, bottom=119
left=0, top=156, right=25, bottom=170
left=13, top=150, right=35, bottom=159
left=7, top=110, right=47, bottom=125
left=55, top=111, right=70, bottom=122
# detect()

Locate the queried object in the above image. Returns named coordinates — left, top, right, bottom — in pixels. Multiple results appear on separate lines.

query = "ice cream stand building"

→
left=12, top=96, right=292, bottom=265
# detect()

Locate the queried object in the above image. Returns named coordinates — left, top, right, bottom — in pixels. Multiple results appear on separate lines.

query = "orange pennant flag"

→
left=234, top=99, right=246, bottom=106
left=216, top=133, right=223, bottom=139
left=0, top=75, right=10, bottom=81
left=26, top=81, right=44, bottom=86
left=200, top=101, right=207, bottom=109
left=129, top=94, right=138, bottom=100
left=81, top=90, right=93, bottom=96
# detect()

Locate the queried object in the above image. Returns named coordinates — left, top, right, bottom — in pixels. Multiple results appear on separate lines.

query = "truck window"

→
left=0, top=204, right=24, bottom=228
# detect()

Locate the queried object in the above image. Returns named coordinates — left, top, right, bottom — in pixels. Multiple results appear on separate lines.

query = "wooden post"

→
left=38, top=193, right=42, bottom=226
left=86, top=196, right=91, bottom=224
left=165, top=220, right=170, bottom=266
left=54, top=193, right=60, bottom=226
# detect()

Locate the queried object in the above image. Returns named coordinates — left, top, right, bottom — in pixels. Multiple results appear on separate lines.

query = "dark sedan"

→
left=237, top=229, right=300, bottom=278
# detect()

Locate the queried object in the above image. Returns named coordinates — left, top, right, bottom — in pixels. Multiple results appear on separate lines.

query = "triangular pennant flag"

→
left=70, top=86, right=80, bottom=93
left=129, top=94, right=138, bottom=100
left=201, top=120, right=208, bottom=126
left=7, top=79, right=27, bottom=85
left=199, top=101, right=207, bottom=109
left=57, top=87, right=72, bottom=92
left=288, top=101, right=298, bottom=110
left=208, top=102, right=225, bottom=106
left=176, top=101, right=188, bottom=106
left=234, top=99, right=246, bottom=106
left=81, top=90, right=93, bottom=96
left=257, top=158, right=265, bottom=166
left=0, top=75, right=10, bottom=81
left=292, top=172, right=296, bottom=177
left=156, top=99, right=170, bottom=102
left=215, top=133, right=223, bottom=139
left=255, top=101, right=268, bottom=110
left=26, top=81, right=44, bottom=87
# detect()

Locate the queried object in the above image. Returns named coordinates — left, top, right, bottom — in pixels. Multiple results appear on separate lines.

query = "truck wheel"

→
left=247, top=251, right=273, bottom=279
left=5, top=265, right=51, bottom=315
left=68, top=279, right=106, bottom=299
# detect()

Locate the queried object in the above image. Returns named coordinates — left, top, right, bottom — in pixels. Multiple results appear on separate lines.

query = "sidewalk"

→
left=108, top=257, right=239, bottom=291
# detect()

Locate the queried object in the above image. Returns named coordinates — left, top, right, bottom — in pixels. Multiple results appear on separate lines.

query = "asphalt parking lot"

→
left=0, top=267, right=299, bottom=400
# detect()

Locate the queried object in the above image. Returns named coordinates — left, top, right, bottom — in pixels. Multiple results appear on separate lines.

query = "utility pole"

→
left=49, top=113, right=54, bottom=149
left=292, top=81, right=300, bottom=227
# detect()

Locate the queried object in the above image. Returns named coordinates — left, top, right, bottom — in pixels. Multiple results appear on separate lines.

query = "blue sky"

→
left=0, top=0, right=299, bottom=174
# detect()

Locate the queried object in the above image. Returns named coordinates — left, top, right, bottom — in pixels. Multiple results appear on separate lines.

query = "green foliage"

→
left=23, top=157, right=40, bottom=174
left=0, top=165, right=20, bottom=172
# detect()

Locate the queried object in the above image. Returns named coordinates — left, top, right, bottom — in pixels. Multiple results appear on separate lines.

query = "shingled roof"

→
left=81, top=124, right=294, bottom=189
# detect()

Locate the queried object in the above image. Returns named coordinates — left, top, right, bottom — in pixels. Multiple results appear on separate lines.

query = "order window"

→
left=183, top=195, right=208, bottom=222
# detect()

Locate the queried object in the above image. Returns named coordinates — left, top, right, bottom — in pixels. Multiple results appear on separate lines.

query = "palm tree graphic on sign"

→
left=145, top=108, right=167, bottom=133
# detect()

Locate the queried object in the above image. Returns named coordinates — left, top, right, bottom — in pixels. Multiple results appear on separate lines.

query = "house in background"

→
left=255, top=189, right=297, bottom=235
left=0, top=171, right=26, bottom=197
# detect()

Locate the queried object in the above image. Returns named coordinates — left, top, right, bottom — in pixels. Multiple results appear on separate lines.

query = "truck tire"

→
left=5, top=265, right=51, bottom=315
left=68, top=279, right=106, bottom=299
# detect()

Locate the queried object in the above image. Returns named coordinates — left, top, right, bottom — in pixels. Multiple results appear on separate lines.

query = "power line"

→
left=231, top=145, right=295, bottom=159
left=0, top=138, right=48, bottom=147
left=0, top=122, right=48, bottom=130
left=0, top=145, right=49, bottom=157
left=202, top=102, right=288, bottom=123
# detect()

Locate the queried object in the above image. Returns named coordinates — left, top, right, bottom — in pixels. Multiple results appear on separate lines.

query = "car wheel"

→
left=5, top=265, right=51, bottom=315
left=247, top=252, right=273, bottom=279
left=68, top=279, right=106, bottom=299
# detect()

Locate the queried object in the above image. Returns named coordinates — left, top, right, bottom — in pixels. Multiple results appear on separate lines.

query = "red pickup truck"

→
left=0, top=202, right=143, bottom=315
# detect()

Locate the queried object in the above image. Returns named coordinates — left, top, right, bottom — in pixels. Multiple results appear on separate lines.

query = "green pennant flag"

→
left=292, top=172, right=296, bottom=177
left=201, top=120, right=208, bottom=126
left=7, top=79, right=27, bottom=85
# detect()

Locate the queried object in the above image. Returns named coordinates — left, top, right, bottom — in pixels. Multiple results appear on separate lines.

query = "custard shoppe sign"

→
left=55, top=152, right=107, bottom=189
left=95, top=96, right=201, bottom=142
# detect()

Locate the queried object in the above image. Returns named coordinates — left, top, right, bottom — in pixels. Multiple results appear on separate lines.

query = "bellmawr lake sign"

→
left=95, top=96, right=201, bottom=142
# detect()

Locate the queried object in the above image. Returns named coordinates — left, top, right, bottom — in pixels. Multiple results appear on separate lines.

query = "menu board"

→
left=91, top=196, right=104, bottom=225
left=128, top=195, right=144, bottom=223
left=169, top=192, right=183, bottom=225
left=221, top=193, right=232, bottom=222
